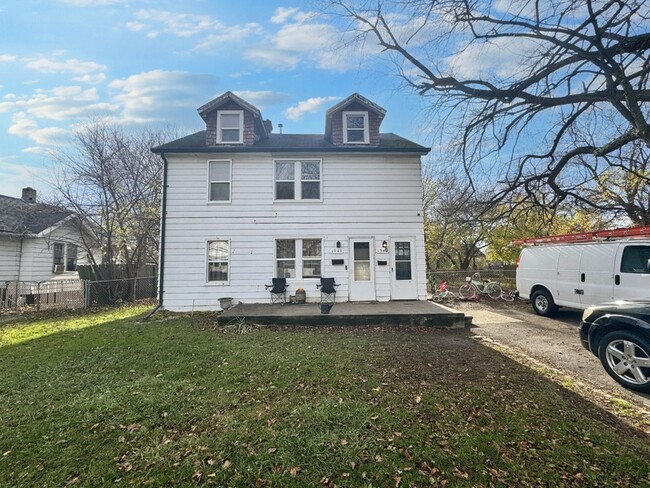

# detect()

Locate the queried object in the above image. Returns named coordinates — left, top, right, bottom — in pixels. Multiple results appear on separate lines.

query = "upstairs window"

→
left=208, top=160, right=231, bottom=202
left=217, top=110, right=243, bottom=143
left=343, top=111, right=369, bottom=144
left=275, top=160, right=321, bottom=201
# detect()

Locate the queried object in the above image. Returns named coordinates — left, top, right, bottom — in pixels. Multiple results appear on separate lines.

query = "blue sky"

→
left=0, top=0, right=433, bottom=199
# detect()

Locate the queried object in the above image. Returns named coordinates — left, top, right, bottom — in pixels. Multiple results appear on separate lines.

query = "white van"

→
left=516, top=240, right=650, bottom=316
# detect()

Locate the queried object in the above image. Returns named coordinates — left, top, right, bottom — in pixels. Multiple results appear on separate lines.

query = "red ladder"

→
left=511, top=225, right=650, bottom=246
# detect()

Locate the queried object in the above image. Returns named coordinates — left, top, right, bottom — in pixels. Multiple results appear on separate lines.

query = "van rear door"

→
left=578, top=243, right=616, bottom=307
left=614, top=244, right=650, bottom=300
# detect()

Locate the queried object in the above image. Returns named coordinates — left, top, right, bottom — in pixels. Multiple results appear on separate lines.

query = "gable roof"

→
left=198, top=91, right=262, bottom=118
left=324, top=93, right=387, bottom=140
left=197, top=91, right=269, bottom=139
left=325, top=93, right=387, bottom=118
left=0, top=194, right=73, bottom=236
left=152, top=131, right=430, bottom=154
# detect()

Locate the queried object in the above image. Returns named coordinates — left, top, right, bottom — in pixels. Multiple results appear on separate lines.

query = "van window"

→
left=620, top=245, right=650, bottom=274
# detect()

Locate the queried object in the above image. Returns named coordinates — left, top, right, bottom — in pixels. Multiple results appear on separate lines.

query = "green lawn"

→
left=1, top=307, right=649, bottom=487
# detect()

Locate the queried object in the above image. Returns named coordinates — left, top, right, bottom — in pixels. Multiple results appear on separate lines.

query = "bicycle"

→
left=458, top=272, right=502, bottom=300
left=500, top=289, right=516, bottom=301
left=431, top=280, right=457, bottom=302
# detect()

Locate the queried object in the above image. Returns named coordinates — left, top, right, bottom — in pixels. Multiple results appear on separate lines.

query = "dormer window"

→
left=217, top=110, right=243, bottom=143
left=343, top=111, right=369, bottom=144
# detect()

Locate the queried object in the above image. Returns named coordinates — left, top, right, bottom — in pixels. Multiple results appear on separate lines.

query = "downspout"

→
left=145, top=152, right=168, bottom=320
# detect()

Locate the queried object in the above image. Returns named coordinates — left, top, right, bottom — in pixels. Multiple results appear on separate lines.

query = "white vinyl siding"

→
left=217, top=111, right=243, bottom=144
left=343, top=111, right=369, bottom=144
left=208, top=160, right=232, bottom=202
left=161, top=152, right=427, bottom=311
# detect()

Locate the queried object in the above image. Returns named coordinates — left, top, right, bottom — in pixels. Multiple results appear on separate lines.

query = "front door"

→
left=390, top=239, right=417, bottom=300
left=349, top=239, right=376, bottom=301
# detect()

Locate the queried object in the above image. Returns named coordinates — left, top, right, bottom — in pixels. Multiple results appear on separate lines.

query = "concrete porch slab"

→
left=219, top=300, right=468, bottom=328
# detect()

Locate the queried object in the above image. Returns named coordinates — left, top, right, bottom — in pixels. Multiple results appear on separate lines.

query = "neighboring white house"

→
left=152, top=92, right=430, bottom=312
left=0, top=188, right=92, bottom=282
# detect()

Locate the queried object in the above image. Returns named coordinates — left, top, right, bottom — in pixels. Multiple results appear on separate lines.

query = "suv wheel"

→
left=531, top=289, right=557, bottom=317
left=598, top=331, right=650, bottom=394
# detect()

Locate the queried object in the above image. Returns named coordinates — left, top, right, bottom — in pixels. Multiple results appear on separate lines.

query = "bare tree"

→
left=423, top=168, right=494, bottom=270
left=51, top=120, right=175, bottom=280
left=327, top=0, right=650, bottom=222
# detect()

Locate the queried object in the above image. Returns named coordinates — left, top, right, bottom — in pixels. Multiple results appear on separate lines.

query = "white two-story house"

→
left=152, top=92, right=429, bottom=311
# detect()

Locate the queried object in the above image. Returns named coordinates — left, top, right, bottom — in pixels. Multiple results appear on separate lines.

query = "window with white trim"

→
left=66, top=244, right=78, bottom=271
left=207, top=240, right=229, bottom=283
left=208, top=160, right=231, bottom=202
left=53, top=243, right=64, bottom=266
left=343, top=111, right=369, bottom=144
left=275, top=239, right=322, bottom=279
left=217, top=110, right=243, bottom=143
left=274, top=160, right=321, bottom=201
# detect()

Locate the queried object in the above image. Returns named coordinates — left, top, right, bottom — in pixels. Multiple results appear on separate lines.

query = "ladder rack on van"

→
left=511, top=225, right=650, bottom=246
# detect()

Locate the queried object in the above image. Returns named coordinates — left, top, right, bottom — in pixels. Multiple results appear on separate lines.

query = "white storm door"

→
left=390, top=239, right=417, bottom=300
left=349, top=239, right=376, bottom=301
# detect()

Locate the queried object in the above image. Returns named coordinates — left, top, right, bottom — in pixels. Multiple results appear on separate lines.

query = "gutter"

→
left=145, top=152, right=169, bottom=320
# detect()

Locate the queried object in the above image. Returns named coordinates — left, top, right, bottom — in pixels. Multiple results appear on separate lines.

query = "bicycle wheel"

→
left=458, top=284, right=476, bottom=300
left=486, top=282, right=502, bottom=299
left=500, top=290, right=515, bottom=302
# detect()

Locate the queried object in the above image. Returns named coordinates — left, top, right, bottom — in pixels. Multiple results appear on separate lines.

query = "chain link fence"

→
left=428, top=269, right=517, bottom=292
left=1, top=276, right=157, bottom=312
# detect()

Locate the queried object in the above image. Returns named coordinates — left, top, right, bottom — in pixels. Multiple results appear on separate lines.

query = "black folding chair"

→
left=317, top=278, right=339, bottom=305
left=265, top=278, right=289, bottom=304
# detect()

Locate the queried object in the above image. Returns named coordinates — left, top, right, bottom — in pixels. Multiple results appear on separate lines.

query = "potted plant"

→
left=295, top=288, right=306, bottom=304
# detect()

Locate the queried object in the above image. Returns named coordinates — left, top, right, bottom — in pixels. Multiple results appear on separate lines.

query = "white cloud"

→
left=22, top=146, right=52, bottom=155
left=25, top=56, right=106, bottom=75
left=109, top=70, right=217, bottom=124
left=59, top=0, right=125, bottom=5
left=233, top=90, right=290, bottom=108
left=285, top=96, right=341, bottom=121
left=8, top=112, right=71, bottom=145
left=0, top=54, right=16, bottom=62
left=73, top=73, right=106, bottom=84
left=131, top=9, right=218, bottom=38
left=243, top=48, right=301, bottom=70
left=444, top=37, right=537, bottom=78
left=271, top=7, right=300, bottom=24
left=0, top=85, right=117, bottom=120
left=194, top=23, right=263, bottom=51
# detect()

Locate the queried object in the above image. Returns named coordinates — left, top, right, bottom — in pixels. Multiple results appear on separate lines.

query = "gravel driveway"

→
left=448, top=298, right=650, bottom=410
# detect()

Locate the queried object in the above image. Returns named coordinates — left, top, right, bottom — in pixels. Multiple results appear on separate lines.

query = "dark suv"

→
left=580, top=300, right=650, bottom=393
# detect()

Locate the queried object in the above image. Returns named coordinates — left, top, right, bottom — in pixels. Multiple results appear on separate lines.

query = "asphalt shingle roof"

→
left=0, top=194, right=72, bottom=236
left=152, top=132, right=430, bottom=154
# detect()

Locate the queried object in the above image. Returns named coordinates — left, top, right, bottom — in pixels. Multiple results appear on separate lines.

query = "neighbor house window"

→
left=66, top=244, right=78, bottom=272
left=275, top=239, right=322, bottom=279
left=274, top=160, right=321, bottom=201
left=53, top=243, right=64, bottom=266
left=217, top=111, right=243, bottom=143
left=207, top=240, right=229, bottom=283
left=208, top=160, right=231, bottom=202
left=343, top=111, right=369, bottom=144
